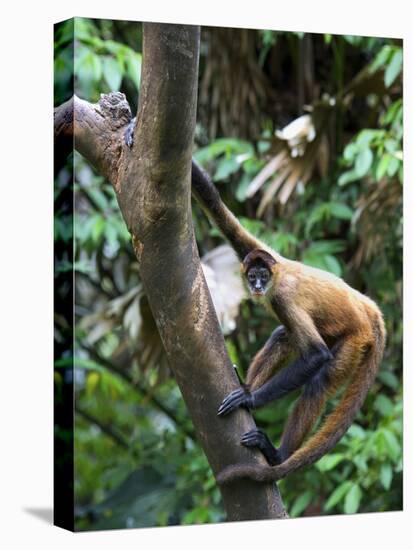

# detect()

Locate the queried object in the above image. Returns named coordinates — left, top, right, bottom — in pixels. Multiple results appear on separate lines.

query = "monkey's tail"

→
left=191, top=160, right=264, bottom=259
left=217, top=316, right=386, bottom=485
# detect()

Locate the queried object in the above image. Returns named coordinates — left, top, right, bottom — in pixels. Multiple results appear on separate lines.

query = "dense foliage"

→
left=54, top=18, right=402, bottom=529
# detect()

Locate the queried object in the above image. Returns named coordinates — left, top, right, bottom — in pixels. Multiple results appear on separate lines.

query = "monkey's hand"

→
left=124, top=117, right=136, bottom=148
left=217, top=387, right=254, bottom=416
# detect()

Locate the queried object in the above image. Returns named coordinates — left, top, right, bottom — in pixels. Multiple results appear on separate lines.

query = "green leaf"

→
left=369, top=45, right=392, bottom=73
left=324, top=481, right=352, bottom=511
left=239, top=217, right=266, bottom=236
left=347, top=424, right=366, bottom=439
left=378, top=371, right=399, bottom=390
left=73, top=260, right=93, bottom=273
left=382, top=99, right=402, bottom=125
left=105, top=222, right=119, bottom=249
left=76, top=50, right=102, bottom=82
left=355, top=148, right=373, bottom=178
left=384, top=138, right=399, bottom=154
left=290, top=491, right=312, bottom=517
left=235, top=173, right=252, bottom=202
left=214, top=157, right=240, bottom=181
left=374, top=394, right=394, bottom=417
left=103, top=56, right=122, bottom=91
left=343, top=142, right=358, bottom=162
left=381, top=428, right=401, bottom=462
left=195, top=139, right=254, bottom=163
left=304, top=240, right=346, bottom=255
left=317, top=453, right=345, bottom=472
left=103, top=40, right=124, bottom=55
left=356, top=130, right=379, bottom=148
left=387, top=156, right=400, bottom=178
left=338, top=169, right=359, bottom=186
left=380, top=463, right=393, bottom=490
left=125, top=52, right=142, bottom=90
left=398, top=164, right=403, bottom=183
left=266, top=232, right=298, bottom=255
left=84, top=187, right=109, bottom=211
left=323, top=255, right=342, bottom=277
left=344, top=483, right=362, bottom=514
left=344, top=35, right=362, bottom=46
left=91, top=214, right=105, bottom=243
left=353, top=455, right=368, bottom=473
left=376, top=153, right=391, bottom=180
left=329, top=202, right=353, bottom=220
left=86, top=371, right=100, bottom=395
left=384, top=49, right=403, bottom=87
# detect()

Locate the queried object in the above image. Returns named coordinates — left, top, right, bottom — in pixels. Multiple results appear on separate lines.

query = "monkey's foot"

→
left=217, top=388, right=253, bottom=416
left=241, top=429, right=282, bottom=465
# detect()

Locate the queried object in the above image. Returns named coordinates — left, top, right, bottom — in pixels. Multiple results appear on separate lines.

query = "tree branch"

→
left=75, top=405, right=130, bottom=451
left=85, top=346, right=195, bottom=440
left=54, top=93, right=132, bottom=184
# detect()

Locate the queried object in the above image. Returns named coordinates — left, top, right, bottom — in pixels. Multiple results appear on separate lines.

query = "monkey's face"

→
left=246, top=266, right=272, bottom=297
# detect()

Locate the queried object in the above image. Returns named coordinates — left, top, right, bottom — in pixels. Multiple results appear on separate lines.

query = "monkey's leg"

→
left=277, top=387, right=328, bottom=463
left=217, top=344, right=332, bottom=415
left=240, top=429, right=282, bottom=465
left=250, top=343, right=333, bottom=410
left=246, top=326, right=294, bottom=391
left=241, top=342, right=343, bottom=464
left=276, top=341, right=346, bottom=461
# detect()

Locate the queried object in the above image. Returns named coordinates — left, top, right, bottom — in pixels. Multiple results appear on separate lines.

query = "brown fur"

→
left=217, top=254, right=386, bottom=484
left=246, top=330, right=295, bottom=391
left=190, top=162, right=386, bottom=485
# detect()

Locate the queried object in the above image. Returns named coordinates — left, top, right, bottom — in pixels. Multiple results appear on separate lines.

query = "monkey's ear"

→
left=242, top=249, right=277, bottom=270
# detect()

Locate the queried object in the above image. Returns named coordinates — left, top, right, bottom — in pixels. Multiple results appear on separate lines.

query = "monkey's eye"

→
left=261, top=271, right=269, bottom=283
left=248, top=272, right=256, bottom=282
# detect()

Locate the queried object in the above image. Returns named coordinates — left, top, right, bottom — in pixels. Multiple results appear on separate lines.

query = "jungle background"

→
left=54, top=18, right=403, bottom=530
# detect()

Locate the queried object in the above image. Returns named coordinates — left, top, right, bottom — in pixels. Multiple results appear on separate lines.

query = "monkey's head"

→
left=242, top=249, right=277, bottom=297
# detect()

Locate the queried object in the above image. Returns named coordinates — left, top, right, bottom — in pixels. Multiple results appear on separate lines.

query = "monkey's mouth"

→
left=252, top=289, right=266, bottom=296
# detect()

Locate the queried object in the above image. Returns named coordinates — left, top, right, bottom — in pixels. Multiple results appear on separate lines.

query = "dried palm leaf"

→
left=351, top=178, right=402, bottom=267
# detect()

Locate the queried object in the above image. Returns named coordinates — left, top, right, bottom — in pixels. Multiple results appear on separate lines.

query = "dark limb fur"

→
left=243, top=339, right=340, bottom=466
left=251, top=344, right=333, bottom=408
left=241, top=429, right=282, bottom=466
left=191, top=161, right=263, bottom=258
left=217, top=330, right=383, bottom=484
left=218, top=341, right=332, bottom=414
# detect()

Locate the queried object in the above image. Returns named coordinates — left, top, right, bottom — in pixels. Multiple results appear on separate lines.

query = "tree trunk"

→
left=55, top=22, right=286, bottom=521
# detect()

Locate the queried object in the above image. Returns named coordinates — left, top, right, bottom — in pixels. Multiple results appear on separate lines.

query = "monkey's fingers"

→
left=217, top=389, right=249, bottom=416
left=124, top=118, right=136, bottom=148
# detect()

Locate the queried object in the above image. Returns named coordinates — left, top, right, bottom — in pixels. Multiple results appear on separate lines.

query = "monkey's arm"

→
left=218, top=310, right=332, bottom=415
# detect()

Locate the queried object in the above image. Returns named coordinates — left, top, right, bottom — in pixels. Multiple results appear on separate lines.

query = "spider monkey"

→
left=125, top=123, right=386, bottom=484
left=191, top=160, right=386, bottom=484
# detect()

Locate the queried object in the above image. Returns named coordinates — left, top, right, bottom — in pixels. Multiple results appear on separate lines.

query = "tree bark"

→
left=55, top=22, right=286, bottom=521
